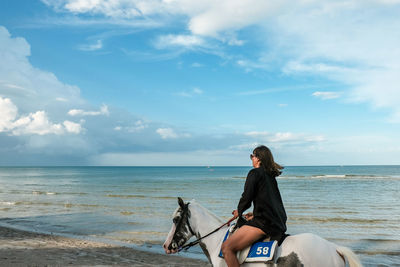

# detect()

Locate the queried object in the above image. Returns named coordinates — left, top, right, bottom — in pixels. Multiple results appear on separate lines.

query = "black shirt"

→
left=237, top=167, right=287, bottom=235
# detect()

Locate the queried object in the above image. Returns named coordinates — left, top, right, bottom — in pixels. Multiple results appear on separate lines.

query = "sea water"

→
left=0, top=166, right=399, bottom=266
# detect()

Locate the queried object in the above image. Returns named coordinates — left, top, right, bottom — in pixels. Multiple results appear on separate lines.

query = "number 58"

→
left=256, top=247, right=269, bottom=255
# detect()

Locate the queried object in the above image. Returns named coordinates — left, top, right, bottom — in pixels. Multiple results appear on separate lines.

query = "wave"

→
left=32, top=191, right=57, bottom=195
left=106, top=194, right=147, bottom=199
left=289, top=216, right=388, bottom=224
left=358, top=250, right=400, bottom=256
left=63, top=203, right=101, bottom=208
left=120, top=211, right=135, bottom=216
left=4, top=191, right=88, bottom=196
left=281, top=174, right=400, bottom=179
left=232, top=176, right=246, bottom=179
left=106, top=194, right=176, bottom=200
left=1, top=201, right=102, bottom=209
left=0, top=201, right=16, bottom=205
left=311, top=175, right=346, bottom=178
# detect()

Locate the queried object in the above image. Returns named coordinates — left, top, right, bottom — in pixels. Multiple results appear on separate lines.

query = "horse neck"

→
left=188, top=201, right=223, bottom=235
left=188, top=201, right=228, bottom=266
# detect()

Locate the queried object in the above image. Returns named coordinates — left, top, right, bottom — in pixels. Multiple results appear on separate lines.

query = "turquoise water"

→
left=0, top=166, right=399, bottom=266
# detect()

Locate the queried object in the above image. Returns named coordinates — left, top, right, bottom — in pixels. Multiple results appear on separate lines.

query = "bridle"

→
left=176, top=203, right=235, bottom=252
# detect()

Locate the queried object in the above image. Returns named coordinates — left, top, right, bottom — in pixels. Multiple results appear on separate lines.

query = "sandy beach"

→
left=0, top=226, right=210, bottom=266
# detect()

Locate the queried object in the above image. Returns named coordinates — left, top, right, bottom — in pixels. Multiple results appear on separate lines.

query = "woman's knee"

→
left=221, top=240, right=236, bottom=255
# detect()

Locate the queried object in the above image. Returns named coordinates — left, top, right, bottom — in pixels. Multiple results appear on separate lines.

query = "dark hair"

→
left=253, top=145, right=283, bottom=177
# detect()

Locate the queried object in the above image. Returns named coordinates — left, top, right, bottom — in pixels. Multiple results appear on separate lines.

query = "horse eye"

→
left=173, top=217, right=179, bottom=224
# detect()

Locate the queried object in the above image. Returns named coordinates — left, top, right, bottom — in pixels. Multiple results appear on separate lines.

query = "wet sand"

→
left=0, top=226, right=210, bottom=266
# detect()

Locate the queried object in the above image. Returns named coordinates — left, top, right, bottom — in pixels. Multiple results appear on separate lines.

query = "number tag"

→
left=245, top=240, right=277, bottom=262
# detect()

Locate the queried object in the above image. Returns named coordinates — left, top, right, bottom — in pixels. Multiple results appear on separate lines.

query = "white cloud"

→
left=191, top=62, right=203, bottom=68
left=63, top=0, right=143, bottom=18
left=42, top=0, right=282, bottom=39
left=186, top=0, right=283, bottom=37
left=0, top=97, right=83, bottom=136
left=68, top=104, right=109, bottom=116
left=245, top=131, right=325, bottom=145
left=114, top=120, right=148, bottom=132
left=63, top=120, right=84, bottom=134
left=176, top=88, right=203, bottom=97
left=283, top=61, right=356, bottom=75
left=156, top=128, right=178, bottom=139
left=154, top=34, right=205, bottom=49
left=0, top=96, right=18, bottom=132
left=193, top=88, right=203, bottom=95
left=155, top=127, right=191, bottom=139
left=236, top=59, right=270, bottom=72
left=266, top=4, right=400, bottom=121
left=129, top=120, right=147, bottom=132
left=12, top=111, right=65, bottom=136
left=56, top=97, right=68, bottom=102
left=312, top=91, right=341, bottom=100
left=78, top=39, right=103, bottom=51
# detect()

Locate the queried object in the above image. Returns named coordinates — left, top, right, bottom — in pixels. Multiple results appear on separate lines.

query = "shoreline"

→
left=0, top=225, right=210, bottom=266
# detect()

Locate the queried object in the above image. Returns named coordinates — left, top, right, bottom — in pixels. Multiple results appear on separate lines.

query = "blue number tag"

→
left=245, top=240, right=277, bottom=262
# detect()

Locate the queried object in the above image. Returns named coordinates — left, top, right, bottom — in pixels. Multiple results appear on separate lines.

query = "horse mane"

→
left=188, top=199, right=224, bottom=224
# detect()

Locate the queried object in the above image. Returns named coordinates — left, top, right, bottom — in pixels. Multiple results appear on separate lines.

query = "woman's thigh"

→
left=224, top=225, right=266, bottom=251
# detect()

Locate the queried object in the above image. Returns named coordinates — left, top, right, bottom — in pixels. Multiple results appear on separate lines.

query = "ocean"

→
left=0, top=166, right=399, bottom=266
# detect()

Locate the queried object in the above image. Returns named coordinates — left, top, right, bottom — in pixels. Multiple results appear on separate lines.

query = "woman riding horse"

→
left=221, top=145, right=287, bottom=267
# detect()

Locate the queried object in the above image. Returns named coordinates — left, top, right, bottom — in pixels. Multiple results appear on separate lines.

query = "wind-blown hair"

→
left=253, top=145, right=283, bottom=177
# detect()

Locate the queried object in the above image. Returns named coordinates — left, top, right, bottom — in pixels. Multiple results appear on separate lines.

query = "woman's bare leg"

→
left=221, top=225, right=266, bottom=267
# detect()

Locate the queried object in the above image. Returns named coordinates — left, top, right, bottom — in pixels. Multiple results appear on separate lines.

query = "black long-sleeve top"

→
left=237, top=167, right=287, bottom=235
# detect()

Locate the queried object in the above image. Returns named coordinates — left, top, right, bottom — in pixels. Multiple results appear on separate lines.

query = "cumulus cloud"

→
left=68, top=104, right=109, bottom=116
left=0, top=97, right=18, bottom=132
left=0, top=97, right=83, bottom=136
left=4, top=1, right=400, bottom=164
left=63, top=120, right=84, bottom=134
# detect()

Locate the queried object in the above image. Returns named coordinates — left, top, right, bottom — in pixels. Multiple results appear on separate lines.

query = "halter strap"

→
left=178, top=210, right=236, bottom=252
left=184, top=204, right=196, bottom=236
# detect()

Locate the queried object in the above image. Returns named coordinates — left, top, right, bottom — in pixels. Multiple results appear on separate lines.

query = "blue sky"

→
left=1, top=0, right=400, bottom=166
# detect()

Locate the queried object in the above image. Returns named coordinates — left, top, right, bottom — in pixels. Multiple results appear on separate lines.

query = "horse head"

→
left=163, top=197, right=196, bottom=254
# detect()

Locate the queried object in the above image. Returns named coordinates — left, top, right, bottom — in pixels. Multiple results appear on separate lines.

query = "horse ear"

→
left=178, top=197, right=185, bottom=208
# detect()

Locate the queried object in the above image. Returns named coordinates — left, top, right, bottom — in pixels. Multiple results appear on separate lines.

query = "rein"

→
left=178, top=215, right=236, bottom=252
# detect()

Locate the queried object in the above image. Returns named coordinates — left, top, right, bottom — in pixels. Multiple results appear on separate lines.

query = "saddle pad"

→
left=240, top=240, right=277, bottom=263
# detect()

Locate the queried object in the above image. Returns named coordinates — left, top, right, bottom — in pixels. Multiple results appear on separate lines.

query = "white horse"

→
left=163, top=198, right=362, bottom=267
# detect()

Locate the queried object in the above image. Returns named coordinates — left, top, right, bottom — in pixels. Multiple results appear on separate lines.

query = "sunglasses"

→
left=250, top=154, right=256, bottom=159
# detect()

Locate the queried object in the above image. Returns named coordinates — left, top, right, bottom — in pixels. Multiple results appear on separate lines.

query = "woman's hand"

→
left=232, top=209, right=239, bottom=219
left=244, top=212, right=253, bottom=221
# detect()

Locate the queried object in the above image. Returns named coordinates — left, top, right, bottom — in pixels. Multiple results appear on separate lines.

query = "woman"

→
left=221, top=145, right=287, bottom=267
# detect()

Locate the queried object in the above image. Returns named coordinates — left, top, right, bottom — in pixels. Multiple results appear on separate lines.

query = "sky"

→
left=1, top=0, right=400, bottom=166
